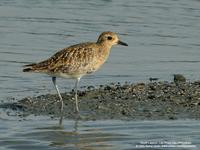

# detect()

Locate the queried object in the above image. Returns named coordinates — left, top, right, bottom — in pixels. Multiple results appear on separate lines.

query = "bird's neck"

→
left=97, top=42, right=112, bottom=51
left=96, top=43, right=111, bottom=62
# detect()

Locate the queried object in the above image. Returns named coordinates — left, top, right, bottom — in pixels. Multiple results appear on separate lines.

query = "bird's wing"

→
left=31, top=42, right=98, bottom=74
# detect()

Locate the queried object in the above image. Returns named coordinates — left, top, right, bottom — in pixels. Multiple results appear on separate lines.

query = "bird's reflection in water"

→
left=33, top=115, right=113, bottom=150
left=48, top=116, right=80, bottom=148
left=59, top=112, right=63, bottom=126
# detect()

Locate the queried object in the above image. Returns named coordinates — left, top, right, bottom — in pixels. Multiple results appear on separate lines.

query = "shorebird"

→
left=23, top=31, right=128, bottom=113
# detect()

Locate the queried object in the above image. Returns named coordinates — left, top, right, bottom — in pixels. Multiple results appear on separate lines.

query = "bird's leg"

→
left=74, top=78, right=80, bottom=113
left=52, top=77, right=64, bottom=113
left=59, top=114, right=63, bottom=126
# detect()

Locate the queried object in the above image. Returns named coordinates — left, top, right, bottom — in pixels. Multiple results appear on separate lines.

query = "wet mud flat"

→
left=2, top=81, right=200, bottom=120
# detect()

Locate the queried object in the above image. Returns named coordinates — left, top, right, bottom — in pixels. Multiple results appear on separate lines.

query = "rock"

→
left=149, top=77, right=159, bottom=82
left=173, top=74, right=186, bottom=83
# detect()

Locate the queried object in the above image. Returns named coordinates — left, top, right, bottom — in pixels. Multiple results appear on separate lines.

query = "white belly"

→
left=48, top=72, right=84, bottom=79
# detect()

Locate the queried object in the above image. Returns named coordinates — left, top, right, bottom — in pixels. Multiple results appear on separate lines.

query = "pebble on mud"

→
left=1, top=80, right=200, bottom=120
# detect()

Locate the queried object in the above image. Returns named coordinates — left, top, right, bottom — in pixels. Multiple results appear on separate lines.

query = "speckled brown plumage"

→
left=23, top=31, right=127, bottom=79
left=24, top=43, right=108, bottom=78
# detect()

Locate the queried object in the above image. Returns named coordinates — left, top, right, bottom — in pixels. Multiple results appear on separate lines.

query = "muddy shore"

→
left=1, top=81, right=200, bottom=120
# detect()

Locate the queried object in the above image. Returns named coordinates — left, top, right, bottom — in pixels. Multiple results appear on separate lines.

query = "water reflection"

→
left=0, top=119, right=199, bottom=150
left=28, top=119, right=123, bottom=149
left=13, top=119, right=198, bottom=149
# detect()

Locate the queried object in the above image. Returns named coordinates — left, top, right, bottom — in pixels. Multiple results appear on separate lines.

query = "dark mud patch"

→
left=2, top=81, right=200, bottom=120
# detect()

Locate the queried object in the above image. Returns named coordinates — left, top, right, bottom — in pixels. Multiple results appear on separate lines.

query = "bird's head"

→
left=97, top=31, right=128, bottom=47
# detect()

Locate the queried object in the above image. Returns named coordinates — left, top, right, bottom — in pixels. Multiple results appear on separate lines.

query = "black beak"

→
left=118, top=40, right=128, bottom=46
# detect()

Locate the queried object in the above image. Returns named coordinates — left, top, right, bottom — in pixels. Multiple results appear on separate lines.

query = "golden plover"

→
left=23, top=31, right=128, bottom=113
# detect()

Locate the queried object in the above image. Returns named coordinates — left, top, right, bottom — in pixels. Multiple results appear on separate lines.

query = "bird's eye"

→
left=107, top=36, right=112, bottom=40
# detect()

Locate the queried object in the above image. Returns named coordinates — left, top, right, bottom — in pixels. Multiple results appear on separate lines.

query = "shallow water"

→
left=1, top=0, right=200, bottom=101
left=0, top=0, right=200, bottom=149
left=0, top=117, right=199, bottom=150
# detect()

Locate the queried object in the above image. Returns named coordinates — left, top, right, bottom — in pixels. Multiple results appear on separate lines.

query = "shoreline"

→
left=1, top=81, right=200, bottom=120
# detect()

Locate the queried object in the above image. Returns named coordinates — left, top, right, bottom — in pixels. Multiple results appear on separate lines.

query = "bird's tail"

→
left=23, top=63, right=37, bottom=72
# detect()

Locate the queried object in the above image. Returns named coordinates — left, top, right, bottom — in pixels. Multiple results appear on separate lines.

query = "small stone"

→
left=174, top=74, right=186, bottom=83
left=168, top=115, right=176, bottom=120
left=148, top=94, right=155, bottom=99
left=149, top=77, right=159, bottom=82
left=104, top=85, right=112, bottom=91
